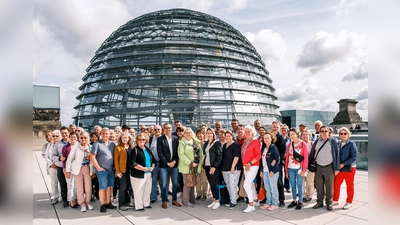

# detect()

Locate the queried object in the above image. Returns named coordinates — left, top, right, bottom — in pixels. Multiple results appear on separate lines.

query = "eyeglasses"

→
left=164, top=127, right=172, bottom=129
left=52, top=135, right=59, bottom=137
left=154, top=129, right=161, bottom=131
left=138, top=139, right=146, bottom=141
left=320, top=130, right=328, bottom=133
left=339, top=133, right=348, bottom=135
left=80, top=137, right=88, bottom=139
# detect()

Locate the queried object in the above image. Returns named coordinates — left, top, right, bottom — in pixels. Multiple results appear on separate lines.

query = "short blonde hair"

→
left=338, top=127, right=351, bottom=138
left=135, top=132, right=149, bottom=144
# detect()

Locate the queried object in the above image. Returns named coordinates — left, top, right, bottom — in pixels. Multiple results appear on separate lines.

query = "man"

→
left=75, top=127, right=83, bottom=138
left=236, top=124, right=246, bottom=148
left=231, top=119, right=239, bottom=136
left=280, top=124, right=291, bottom=193
left=140, top=124, right=147, bottom=133
left=90, top=127, right=117, bottom=213
left=200, top=123, right=207, bottom=134
left=129, top=128, right=136, bottom=139
left=94, top=125, right=102, bottom=137
left=312, top=120, right=322, bottom=141
left=172, top=120, right=183, bottom=137
left=157, top=123, right=182, bottom=209
left=310, top=125, right=340, bottom=211
left=121, top=124, right=130, bottom=133
left=271, top=121, right=287, bottom=207
left=51, top=126, right=70, bottom=207
left=149, top=125, right=162, bottom=204
left=42, top=130, right=59, bottom=205
left=69, top=124, right=77, bottom=133
left=299, top=123, right=307, bottom=133
left=215, top=121, right=222, bottom=139
left=149, top=125, right=155, bottom=137
left=254, top=119, right=262, bottom=138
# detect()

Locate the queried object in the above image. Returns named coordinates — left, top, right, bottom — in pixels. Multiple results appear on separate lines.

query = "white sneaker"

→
left=332, top=201, right=339, bottom=206
left=212, top=202, right=220, bottom=210
left=253, top=201, right=260, bottom=207
left=243, top=205, right=255, bottom=213
left=342, top=203, right=352, bottom=210
left=207, top=201, right=216, bottom=208
left=87, top=204, right=94, bottom=210
left=80, top=206, right=87, bottom=212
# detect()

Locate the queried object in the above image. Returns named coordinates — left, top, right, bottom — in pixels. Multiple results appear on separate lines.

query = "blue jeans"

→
left=160, top=167, right=179, bottom=202
left=264, top=171, right=279, bottom=206
left=96, top=169, right=115, bottom=190
left=150, top=162, right=160, bottom=201
left=288, top=168, right=303, bottom=202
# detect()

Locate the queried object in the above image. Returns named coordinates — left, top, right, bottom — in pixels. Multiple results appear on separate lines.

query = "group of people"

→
left=41, top=119, right=358, bottom=214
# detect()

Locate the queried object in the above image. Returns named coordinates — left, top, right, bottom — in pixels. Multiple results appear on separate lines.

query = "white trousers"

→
left=244, top=166, right=259, bottom=202
left=66, top=175, right=77, bottom=201
left=130, top=174, right=152, bottom=210
left=48, top=167, right=60, bottom=199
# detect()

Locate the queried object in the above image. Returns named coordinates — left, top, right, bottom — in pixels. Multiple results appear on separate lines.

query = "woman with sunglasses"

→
left=130, top=133, right=155, bottom=211
left=333, top=127, right=357, bottom=210
left=65, top=132, right=94, bottom=212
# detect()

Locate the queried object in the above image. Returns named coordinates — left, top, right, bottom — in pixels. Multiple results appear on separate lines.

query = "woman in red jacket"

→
left=285, top=128, right=308, bottom=210
left=242, top=125, right=261, bottom=213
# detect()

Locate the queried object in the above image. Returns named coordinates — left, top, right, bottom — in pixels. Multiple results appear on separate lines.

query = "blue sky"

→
left=33, top=0, right=368, bottom=126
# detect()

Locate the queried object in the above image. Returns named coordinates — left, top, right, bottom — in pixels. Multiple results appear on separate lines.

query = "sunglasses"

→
left=52, top=135, right=59, bottom=137
left=138, top=139, right=146, bottom=141
left=80, top=137, right=88, bottom=139
left=339, top=133, right=348, bottom=135
left=320, top=130, right=328, bottom=133
left=154, top=129, right=161, bottom=131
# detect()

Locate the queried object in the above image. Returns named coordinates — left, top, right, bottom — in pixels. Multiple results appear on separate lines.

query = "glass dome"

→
left=73, top=8, right=280, bottom=130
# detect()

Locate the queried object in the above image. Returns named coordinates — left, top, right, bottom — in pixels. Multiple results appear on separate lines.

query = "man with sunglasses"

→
left=52, top=126, right=70, bottom=207
left=310, top=125, right=340, bottom=211
left=149, top=125, right=162, bottom=204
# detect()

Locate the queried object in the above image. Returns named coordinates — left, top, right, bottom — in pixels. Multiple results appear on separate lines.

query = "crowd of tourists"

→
left=41, top=119, right=357, bottom=214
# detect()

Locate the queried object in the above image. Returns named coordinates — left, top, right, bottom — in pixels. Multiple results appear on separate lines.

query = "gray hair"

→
left=244, top=125, right=256, bottom=137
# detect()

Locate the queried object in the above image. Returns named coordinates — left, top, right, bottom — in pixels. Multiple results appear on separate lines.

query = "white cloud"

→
left=296, top=30, right=367, bottom=75
left=245, top=29, right=286, bottom=66
left=182, top=0, right=247, bottom=13
left=342, top=57, right=368, bottom=81
left=355, top=86, right=368, bottom=101
left=333, top=0, right=367, bottom=16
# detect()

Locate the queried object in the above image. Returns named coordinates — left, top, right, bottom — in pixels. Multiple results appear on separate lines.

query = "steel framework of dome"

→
left=73, top=8, right=280, bottom=130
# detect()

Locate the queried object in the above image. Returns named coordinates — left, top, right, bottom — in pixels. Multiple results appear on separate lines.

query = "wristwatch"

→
left=249, top=161, right=253, bottom=166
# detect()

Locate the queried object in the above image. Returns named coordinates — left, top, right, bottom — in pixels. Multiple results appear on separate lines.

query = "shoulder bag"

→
left=308, top=139, right=329, bottom=172
left=292, top=142, right=304, bottom=162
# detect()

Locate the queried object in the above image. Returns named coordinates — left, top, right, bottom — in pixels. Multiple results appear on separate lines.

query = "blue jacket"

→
left=259, top=143, right=280, bottom=174
left=309, top=137, right=340, bottom=171
left=338, top=140, right=358, bottom=167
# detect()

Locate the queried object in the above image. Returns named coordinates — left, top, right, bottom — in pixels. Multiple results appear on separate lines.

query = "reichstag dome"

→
left=73, top=8, right=280, bottom=130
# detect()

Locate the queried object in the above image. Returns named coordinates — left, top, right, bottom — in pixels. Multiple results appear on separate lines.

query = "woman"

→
left=130, top=133, right=155, bottom=211
left=242, top=125, right=261, bottom=213
left=110, top=130, right=119, bottom=203
left=109, top=131, right=117, bottom=144
left=62, top=132, right=79, bottom=208
left=218, top=129, right=226, bottom=144
left=285, top=128, right=308, bottom=210
left=301, top=130, right=314, bottom=202
left=258, top=127, right=267, bottom=143
left=65, top=132, right=94, bottom=212
left=195, top=129, right=208, bottom=200
left=333, top=127, right=357, bottom=210
left=44, top=130, right=60, bottom=205
left=90, top=132, right=99, bottom=145
left=176, top=127, right=185, bottom=141
left=89, top=132, right=100, bottom=200
left=259, top=131, right=280, bottom=211
left=203, top=128, right=223, bottom=210
left=220, top=131, right=241, bottom=209
left=178, top=128, right=203, bottom=207
left=114, top=132, right=135, bottom=211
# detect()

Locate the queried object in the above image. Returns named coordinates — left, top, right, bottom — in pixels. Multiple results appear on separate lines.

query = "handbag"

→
left=238, top=175, right=247, bottom=197
left=340, top=165, right=352, bottom=172
left=308, top=139, right=329, bottom=172
left=292, top=142, right=304, bottom=162
left=186, top=163, right=197, bottom=187
left=258, top=178, right=266, bottom=200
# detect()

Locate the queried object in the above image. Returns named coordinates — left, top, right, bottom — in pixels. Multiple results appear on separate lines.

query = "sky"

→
left=32, top=0, right=368, bottom=126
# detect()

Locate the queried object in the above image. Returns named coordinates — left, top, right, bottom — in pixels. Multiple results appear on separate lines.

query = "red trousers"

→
left=333, top=167, right=356, bottom=203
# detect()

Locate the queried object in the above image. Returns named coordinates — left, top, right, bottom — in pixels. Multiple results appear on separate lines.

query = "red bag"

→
left=258, top=178, right=266, bottom=200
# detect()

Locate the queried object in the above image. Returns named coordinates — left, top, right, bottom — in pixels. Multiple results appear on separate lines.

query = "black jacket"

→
left=202, top=139, right=222, bottom=168
left=274, top=132, right=287, bottom=162
left=259, top=143, right=280, bottom=174
left=157, top=134, right=179, bottom=168
left=130, top=145, right=155, bottom=178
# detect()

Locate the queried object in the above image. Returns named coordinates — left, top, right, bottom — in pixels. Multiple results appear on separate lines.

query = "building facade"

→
left=279, top=109, right=336, bottom=131
left=73, top=8, right=280, bottom=130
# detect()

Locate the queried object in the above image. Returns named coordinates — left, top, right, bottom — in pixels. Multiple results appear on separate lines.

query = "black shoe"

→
left=295, top=202, right=303, bottom=210
left=69, top=204, right=79, bottom=209
left=50, top=198, right=58, bottom=205
left=145, top=205, right=152, bottom=209
left=303, top=197, right=312, bottom=203
left=168, top=191, right=172, bottom=195
left=279, top=201, right=285, bottom=207
left=287, top=201, right=297, bottom=208
left=236, top=197, right=244, bottom=202
left=196, top=196, right=202, bottom=200
left=150, top=200, right=156, bottom=204
left=259, top=200, right=266, bottom=204
left=100, top=204, right=107, bottom=213
left=63, top=201, right=69, bottom=208
left=202, top=195, right=207, bottom=200
left=135, top=208, right=145, bottom=211
left=327, top=205, right=333, bottom=211
left=285, top=188, right=291, bottom=193
left=313, top=203, right=324, bottom=209
left=228, top=204, right=236, bottom=210
left=106, top=203, right=117, bottom=209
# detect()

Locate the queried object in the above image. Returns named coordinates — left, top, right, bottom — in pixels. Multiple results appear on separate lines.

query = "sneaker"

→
left=207, top=201, right=216, bottom=208
left=135, top=208, right=145, bottom=211
left=279, top=201, right=285, bottom=207
left=50, top=198, right=58, bottom=205
left=100, top=204, right=107, bottom=213
left=243, top=205, right=255, bottom=213
left=332, top=201, right=339, bottom=206
left=268, top=205, right=278, bottom=211
left=112, top=197, right=118, bottom=204
left=196, top=196, right=202, bottom=200
left=260, top=204, right=270, bottom=209
left=87, top=205, right=94, bottom=210
left=187, top=203, right=194, bottom=208
left=150, top=200, right=156, bottom=204
left=80, top=206, right=87, bottom=212
left=119, top=206, right=128, bottom=211
left=211, top=202, right=220, bottom=210
left=202, top=195, right=207, bottom=200
left=342, top=203, right=352, bottom=210
left=253, top=201, right=260, bottom=207
left=127, top=203, right=135, bottom=207
left=303, top=197, right=312, bottom=203
left=228, top=204, right=236, bottom=210
left=145, top=205, right=152, bottom=209
left=62, top=201, right=69, bottom=208
left=295, top=202, right=303, bottom=210
left=225, top=203, right=230, bottom=207
left=287, top=201, right=297, bottom=208
left=106, top=202, right=117, bottom=209
left=70, top=204, right=79, bottom=209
